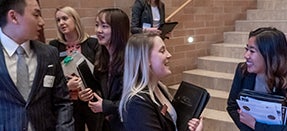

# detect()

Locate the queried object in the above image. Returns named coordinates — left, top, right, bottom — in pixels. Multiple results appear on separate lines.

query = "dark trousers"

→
left=73, top=100, right=104, bottom=131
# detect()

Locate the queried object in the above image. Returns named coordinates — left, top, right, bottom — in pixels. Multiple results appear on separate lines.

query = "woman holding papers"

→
left=131, top=0, right=164, bottom=35
left=227, top=27, right=287, bottom=131
left=119, top=33, right=203, bottom=131
left=78, top=8, right=129, bottom=131
left=49, top=6, right=104, bottom=131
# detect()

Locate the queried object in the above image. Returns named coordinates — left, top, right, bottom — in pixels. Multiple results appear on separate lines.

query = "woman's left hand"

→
left=238, top=109, right=256, bottom=130
left=188, top=117, right=203, bottom=131
left=88, top=93, right=103, bottom=113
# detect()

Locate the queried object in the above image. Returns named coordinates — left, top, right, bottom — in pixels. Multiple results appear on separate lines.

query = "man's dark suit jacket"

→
left=0, top=40, right=74, bottom=131
left=131, top=0, right=165, bottom=34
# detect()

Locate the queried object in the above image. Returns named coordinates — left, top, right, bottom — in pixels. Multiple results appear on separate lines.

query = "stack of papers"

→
left=237, top=89, right=287, bottom=125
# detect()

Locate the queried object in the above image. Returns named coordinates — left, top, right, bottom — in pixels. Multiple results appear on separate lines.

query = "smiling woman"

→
left=78, top=8, right=130, bottom=131
left=119, top=33, right=203, bottom=131
left=227, top=27, right=287, bottom=131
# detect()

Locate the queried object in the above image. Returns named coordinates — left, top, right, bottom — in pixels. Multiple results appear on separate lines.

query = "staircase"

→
left=169, top=0, right=287, bottom=130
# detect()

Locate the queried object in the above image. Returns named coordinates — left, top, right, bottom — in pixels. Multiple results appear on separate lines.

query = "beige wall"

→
left=39, top=0, right=256, bottom=85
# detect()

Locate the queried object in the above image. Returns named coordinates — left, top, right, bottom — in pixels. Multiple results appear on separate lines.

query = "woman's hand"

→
left=78, top=88, right=94, bottom=102
left=66, top=75, right=82, bottom=90
left=88, top=93, right=103, bottom=113
left=143, top=27, right=162, bottom=35
left=66, top=75, right=82, bottom=100
left=188, top=117, right=203, bottom=131
left=238, top=109, right=256, bottom=130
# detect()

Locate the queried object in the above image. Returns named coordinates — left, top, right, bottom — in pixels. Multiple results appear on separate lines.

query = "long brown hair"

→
left=242, top=27, right=287, bottom=91
left=95, top=8, right=130, bottom=77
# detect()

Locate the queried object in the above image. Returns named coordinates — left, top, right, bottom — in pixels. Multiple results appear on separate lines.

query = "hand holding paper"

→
left=237, top=89, right=287, bottom=125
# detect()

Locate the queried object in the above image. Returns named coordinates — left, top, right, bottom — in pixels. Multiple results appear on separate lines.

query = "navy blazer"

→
left=0, top=41, right=74, bottom=131
left=227, top=63, right=287, bottom=131
left=131, top=0, right=165, bottom=34
left=122, top=87, right=176, bottom=131
left=227, top=63, right=256, bottom=131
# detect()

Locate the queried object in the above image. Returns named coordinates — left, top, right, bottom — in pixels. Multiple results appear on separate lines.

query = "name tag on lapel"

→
left=43, top=75, right=55, bottom=88
left=60, top=51, right=67, bottom=57
left=142, top=23, right=151, bottom=28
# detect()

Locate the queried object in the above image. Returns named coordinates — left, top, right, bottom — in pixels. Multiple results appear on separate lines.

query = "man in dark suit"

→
left=0, top=0, right=74, bottom=130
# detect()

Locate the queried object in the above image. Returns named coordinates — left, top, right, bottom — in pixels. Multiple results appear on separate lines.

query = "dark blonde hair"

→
left=55, top=6, right=88, bottom=43
left=119, top=33, right=157, bottom=120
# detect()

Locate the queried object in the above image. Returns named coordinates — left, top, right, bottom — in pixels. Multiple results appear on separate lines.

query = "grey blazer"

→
left=0, top=41, right=74, bottom=131
left=131, top=0, right=165, bottom=34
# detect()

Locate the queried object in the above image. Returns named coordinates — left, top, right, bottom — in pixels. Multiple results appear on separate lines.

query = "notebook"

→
left=158, top=22, right=178, bottom=39
left=172, top=81, right=210, bottom=131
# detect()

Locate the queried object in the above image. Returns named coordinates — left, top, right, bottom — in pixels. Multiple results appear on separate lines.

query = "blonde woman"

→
left=119, top=33, right=203, bottom=131
left=49, top=6, right=104, bottom=131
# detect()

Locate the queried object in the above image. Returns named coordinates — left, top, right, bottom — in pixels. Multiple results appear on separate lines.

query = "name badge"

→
left=142, top=23, right=151, bottom=28
left=60, top=51, right=67, bottom=57
left=43, top=75, right=55, bottom=88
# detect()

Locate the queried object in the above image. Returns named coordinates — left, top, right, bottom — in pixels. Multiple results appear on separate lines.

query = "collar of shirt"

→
left=0, top=28, right=31, bottom=57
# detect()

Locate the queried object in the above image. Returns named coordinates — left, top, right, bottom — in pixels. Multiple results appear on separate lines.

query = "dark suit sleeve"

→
left=131, top=0, right=145, bottom=34
left=160, top=2, right=165, bottom=25
left=123, top=95, right=163, bottom=131
left=102, top=99, right=119, bottom=115
left=226, top=63, right=253, bottom=131
left=50, top=47, right=74, bottom=131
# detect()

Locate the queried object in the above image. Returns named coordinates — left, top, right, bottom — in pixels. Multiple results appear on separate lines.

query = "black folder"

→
left=76, top=59, right=102, bottom=96
left=239, top=89, right=286, bottom=104
left=172, top=81, right=210, bottom=131
left=158, top=22, right=178, bottom=39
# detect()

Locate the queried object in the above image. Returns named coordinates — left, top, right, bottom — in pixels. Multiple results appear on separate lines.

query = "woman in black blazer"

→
left=227, top=27, right=287, bottom=131
left=131, top=0, right=165, bottom=35
left=79, top=8, right=130, bottom=131
left=49, top=6, right=104, bottom=131
left=119, top=33, right=203, bottom=131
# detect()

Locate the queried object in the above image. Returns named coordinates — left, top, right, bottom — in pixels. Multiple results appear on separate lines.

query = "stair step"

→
left=202, top=109, right=239, bottom=131
left=198, top=56, right=244, bottom=73
left=223, top=32, right=249, bottom=44
left=211, top=44, right=245, bottom=59
left=183, top=69, right=234, bottom=92
left=247, top=9, right=287, bottom=20
left=257, top=0, right=287, bottom=10
left=235, top=20, right=287, bottom=32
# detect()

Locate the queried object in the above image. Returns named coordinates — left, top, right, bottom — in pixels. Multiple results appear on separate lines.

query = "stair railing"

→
left=165, top=0, right=194, bottom=22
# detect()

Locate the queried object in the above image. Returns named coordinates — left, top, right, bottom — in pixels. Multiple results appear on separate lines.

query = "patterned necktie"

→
left=16, top=46, right=30, bottom=101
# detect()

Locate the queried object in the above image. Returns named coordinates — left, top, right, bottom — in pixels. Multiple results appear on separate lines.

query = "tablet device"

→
left=76, top=59, right=102, bottom=97
left=158, top=22, right=178, bottom=39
